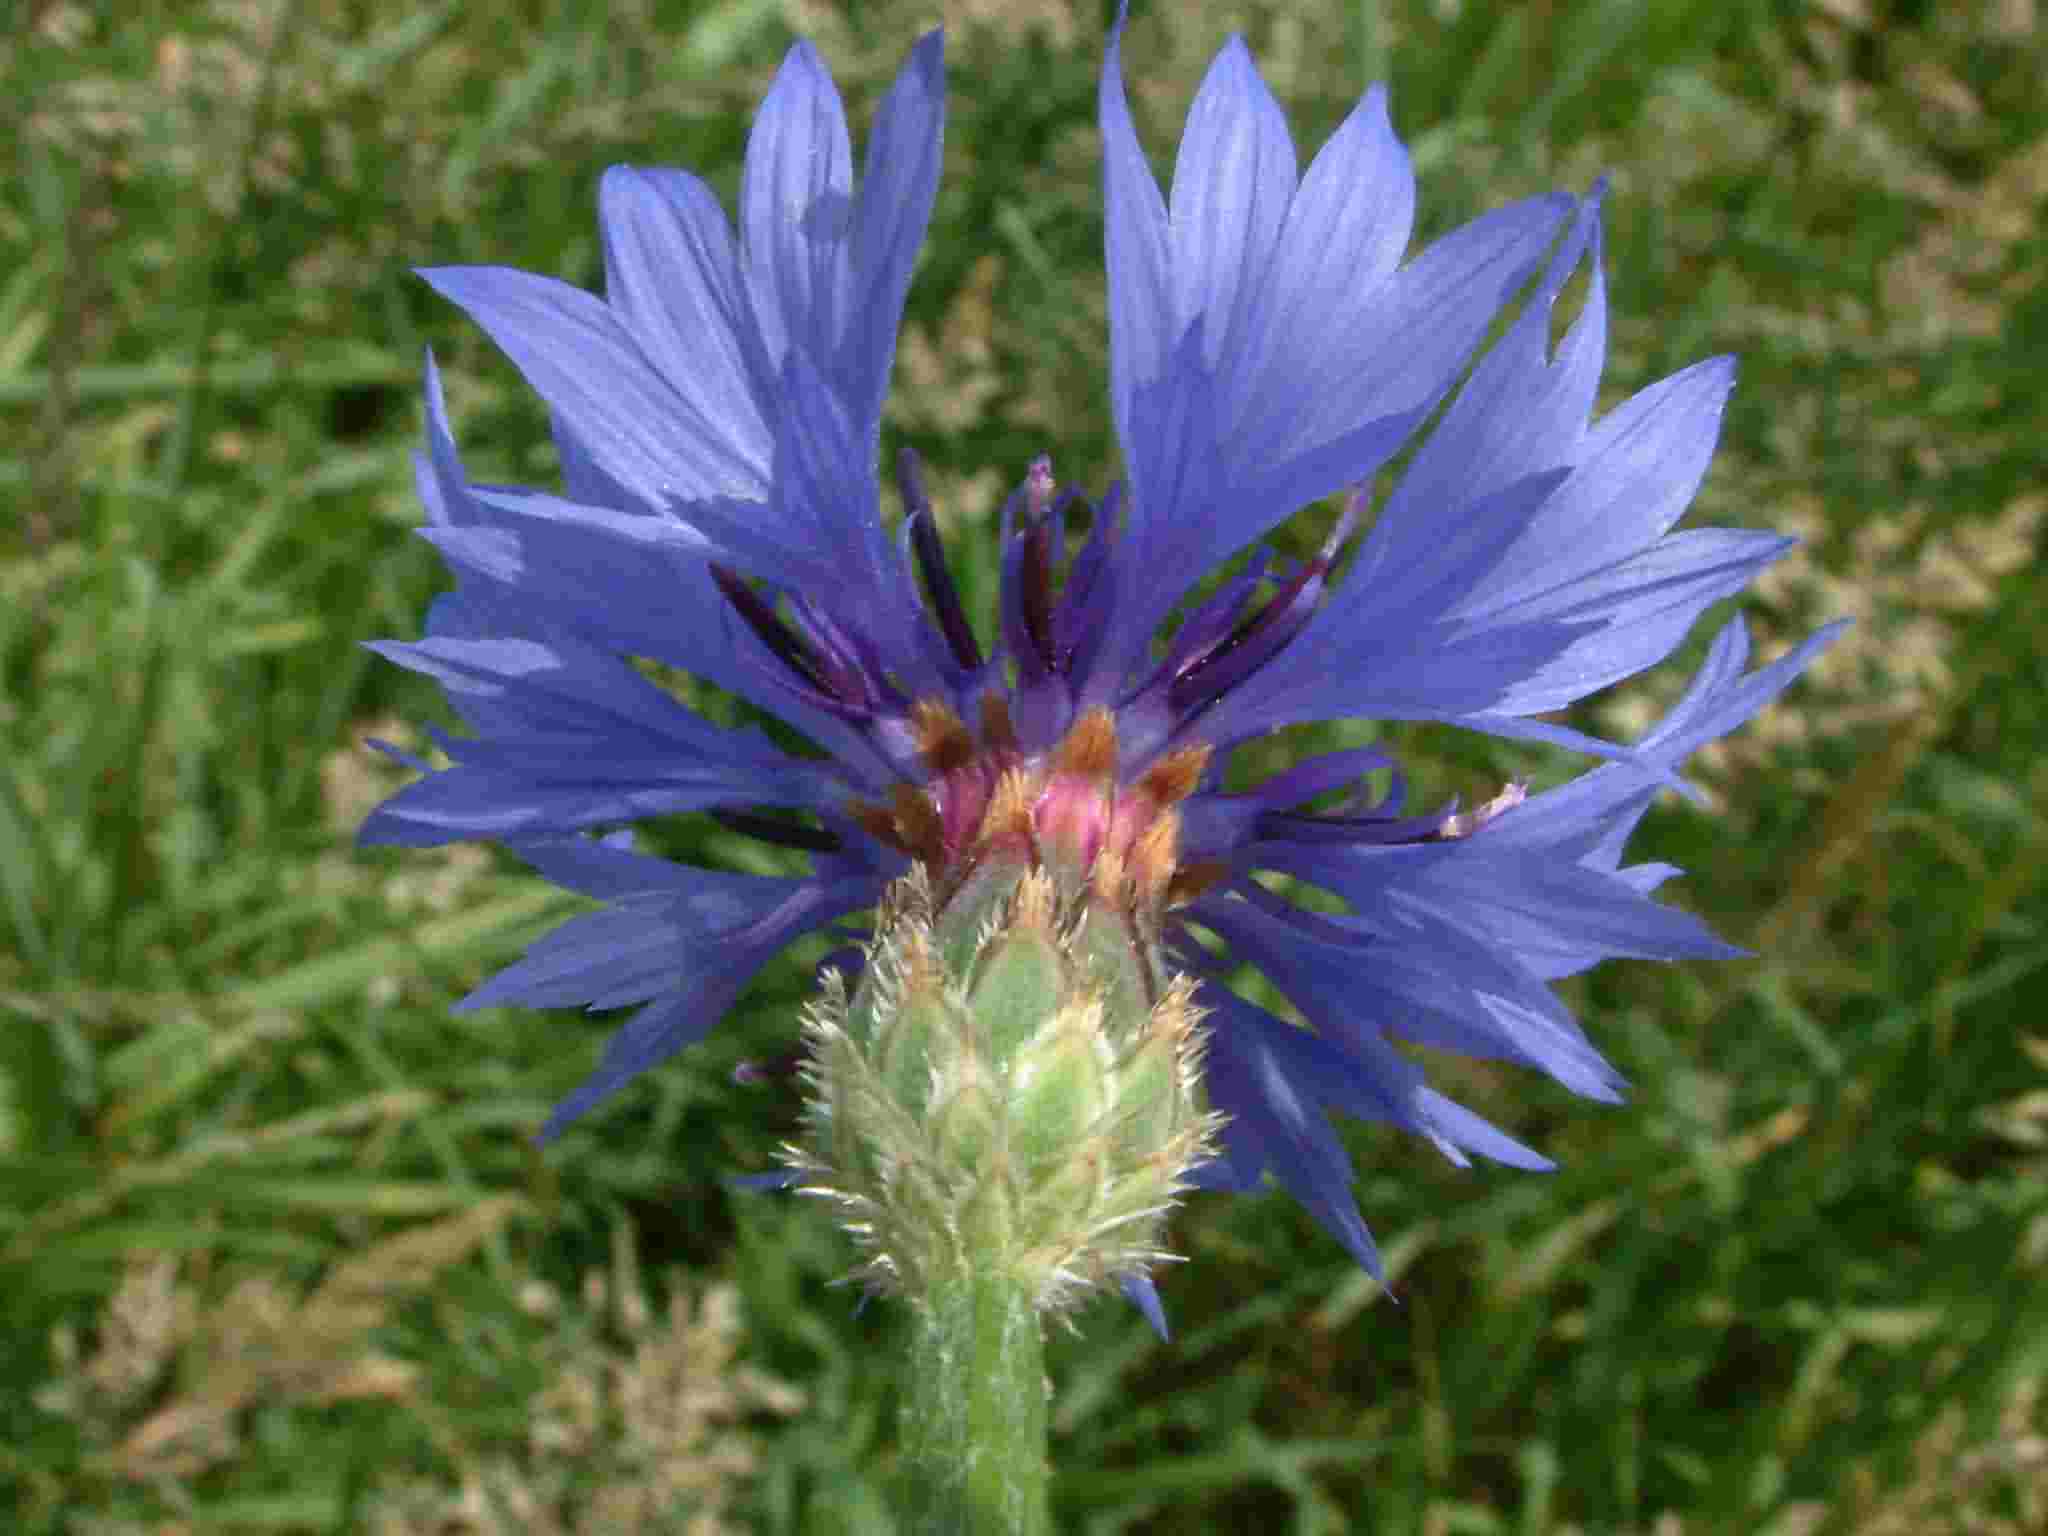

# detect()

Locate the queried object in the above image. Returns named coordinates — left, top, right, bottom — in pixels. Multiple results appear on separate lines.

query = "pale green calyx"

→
left=788, top=859, right=1218, bottom=1317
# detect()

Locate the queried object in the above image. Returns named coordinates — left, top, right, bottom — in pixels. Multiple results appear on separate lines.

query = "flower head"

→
left=365, top=18, right=1840, bottom=1286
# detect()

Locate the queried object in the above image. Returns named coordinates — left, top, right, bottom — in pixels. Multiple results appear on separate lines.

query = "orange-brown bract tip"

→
left=1090, top=846, right=1130, bottom=910
left=910, top=697, right=975, bottom=776
left=1130, top=810, right=1181, bottom=913
left=847, top=774, right=950, bottom=872
left=1151, top=973, right=1205, bottom=1044
left=847, top=798, right=906, bottom=855
left=1054, top=708, right=1119, bottom=781
left=1011, top=867, right=1057, bottom=935
left=978, top=692, right=1020, bottom=754
left=899, top=921, right=944, bottom=990
left=1165, top=859, right=1228, bottom=911
left=1137, top=744, right=1211, bottom=809
left=981, top=767, right=1040, bottom=851
left=888, top=782, right=946, bottom=867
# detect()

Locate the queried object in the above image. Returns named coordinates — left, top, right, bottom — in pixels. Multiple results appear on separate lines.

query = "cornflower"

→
left=363, top=18, right=1838, bottom=1338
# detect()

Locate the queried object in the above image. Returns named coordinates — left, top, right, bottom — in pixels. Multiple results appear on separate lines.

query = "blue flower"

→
left=365, top=19, right=1839, bottom=1279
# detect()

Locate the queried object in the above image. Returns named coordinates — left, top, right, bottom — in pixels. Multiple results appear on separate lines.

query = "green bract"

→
left=791, top=861, right=1217, bottom=1316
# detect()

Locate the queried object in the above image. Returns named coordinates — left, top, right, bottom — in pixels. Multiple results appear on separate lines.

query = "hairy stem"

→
left=899, top=1256, right=1051, bottom=1535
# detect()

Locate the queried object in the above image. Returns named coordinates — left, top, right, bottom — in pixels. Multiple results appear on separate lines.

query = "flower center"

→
left=849, top=701, right=1214, bottom=930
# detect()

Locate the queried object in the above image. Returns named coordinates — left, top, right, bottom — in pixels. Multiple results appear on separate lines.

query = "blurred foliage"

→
left=3, top=0, right=2045, bottom=1531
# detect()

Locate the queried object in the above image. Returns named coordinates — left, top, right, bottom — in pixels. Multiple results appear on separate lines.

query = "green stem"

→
left=899, top=1257, right=1051, bottom=1534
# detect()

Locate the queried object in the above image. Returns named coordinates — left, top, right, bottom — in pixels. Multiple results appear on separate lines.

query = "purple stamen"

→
left=1019, top=488, right=1059, bottom=673
left=1053, top=482, right=1121, bottom=683
left=733, top=1046, right=807, bottom=1085
left=712, top=564, right=836, bottom=699
left=900, top=449, right=984, bottom=672
left=1167, top=496, right=1361, bottom=718
left=787, top=590, right=893, bottom=713
left=710, top=808, right=844, bottom=853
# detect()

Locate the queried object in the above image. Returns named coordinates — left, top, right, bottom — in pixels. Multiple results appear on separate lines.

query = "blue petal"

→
left=644, top=352, right=889, bottom=596
left=760, top=351, right=934, bottom=687
left=1194, top=893, right=1569, bottom=1155
left=421, top=492, right=898, bottom=785
left=1469, top=528, right=1793, bottom=716
left=1196, top=983, right=1386, bottom=1277
left=356, top=628, right=842, bottom=844
left=1489, top=616, right=1848, bottom=861
left=1167, top=37, right=1297, bottom=375
left=1232, top=82, right=1413, bottom=406
left=537, top=993, right=723, bottom=1139
left=1239, top=830, right=1741, bottom=975
left=366, top=630, right=712, bottom=739
left=1629, top=614, right=1848, bottom=763
left=597, top=165, right=776, bottom=471
left=418, top=265, right=762, bottom=509
left=1478, top=358, right=1738, bottom=608
left=729, top=1168, right=804, bottom=1191
left=360, top=763, right=813, bottom=846
left=1099, top=13, right=1173, bottom=471
left=416, top=350, right=487, bottom=529
left=1373, top=193, right=1608, bottom=547
left=742, top=40, right=855, bottom=377
left=1204, top=196, right=1808, bottom=738
left=551, top=403, right=645, bottom=510
left=1233, top=193, right=1573, bottom=513
left=843, top=30, right=946, bottom=434
left=1119, top=1271, right=1172, bottom=1341
left=1097, top=21, right=1572, bottom=681
left=449, top=839, right=884, bottom=1138
left=1386, top=847, right=1743, bottom=970
left=1192, top=471, right=1586, bottom=733
left=1325, top=916, right=1626, bottom=1098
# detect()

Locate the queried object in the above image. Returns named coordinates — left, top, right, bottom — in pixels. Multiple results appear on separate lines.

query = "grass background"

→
left=5, top=0, right=2046, bottom=1530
